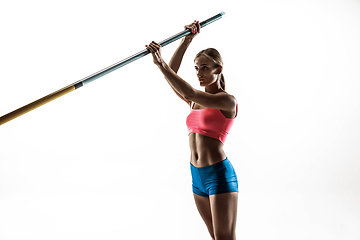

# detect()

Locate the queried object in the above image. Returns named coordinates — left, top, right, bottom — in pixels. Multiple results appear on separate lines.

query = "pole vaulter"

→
left=0, top=12, right=225, bottom=125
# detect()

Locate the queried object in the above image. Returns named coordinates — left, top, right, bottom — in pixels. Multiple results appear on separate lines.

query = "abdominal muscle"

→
left=189, top=132, right=227, bottom=167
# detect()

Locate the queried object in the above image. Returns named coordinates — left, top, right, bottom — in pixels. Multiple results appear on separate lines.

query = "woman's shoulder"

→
left=219, top=91, right=237, bottom=102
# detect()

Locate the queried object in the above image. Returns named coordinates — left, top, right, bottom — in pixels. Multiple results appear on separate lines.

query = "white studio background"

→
left=0, top=0, right=359, bottom=239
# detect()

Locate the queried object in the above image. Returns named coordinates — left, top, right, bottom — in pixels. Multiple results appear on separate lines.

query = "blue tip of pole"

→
left=220, top=12, right=225, bottom=16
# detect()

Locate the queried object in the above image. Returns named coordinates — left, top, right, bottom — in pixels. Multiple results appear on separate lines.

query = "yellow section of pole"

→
left=0, top=85, right=75, bottom=125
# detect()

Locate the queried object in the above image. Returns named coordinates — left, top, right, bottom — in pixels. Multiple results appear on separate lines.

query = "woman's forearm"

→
left=158, top=62, right=194, bottom=99
left=168, top=37, right=193, bottom=73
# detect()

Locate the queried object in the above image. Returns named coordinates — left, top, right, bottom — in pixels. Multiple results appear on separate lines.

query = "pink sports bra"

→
left=186, top=101, right=237, bottom=143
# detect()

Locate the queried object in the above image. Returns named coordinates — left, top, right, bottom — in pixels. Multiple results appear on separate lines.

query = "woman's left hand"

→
left=146, top=41, right=164, bottom=66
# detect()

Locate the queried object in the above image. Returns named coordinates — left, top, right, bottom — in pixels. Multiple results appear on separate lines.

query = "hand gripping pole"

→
left=0, top=12, right=225, bottom=125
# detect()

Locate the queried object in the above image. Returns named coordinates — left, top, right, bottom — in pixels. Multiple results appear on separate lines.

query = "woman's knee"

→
left=214, top=230, right=235, bottom=240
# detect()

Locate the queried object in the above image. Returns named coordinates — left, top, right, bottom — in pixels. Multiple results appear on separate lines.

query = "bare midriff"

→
left=189, top=132, right=227, bottom=167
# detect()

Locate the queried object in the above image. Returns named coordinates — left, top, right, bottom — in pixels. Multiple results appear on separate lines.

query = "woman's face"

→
left=194, top=55, right=221, bottom=87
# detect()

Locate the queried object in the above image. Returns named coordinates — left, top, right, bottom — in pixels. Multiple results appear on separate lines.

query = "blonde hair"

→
left=195, top=48, right=225, bottom=90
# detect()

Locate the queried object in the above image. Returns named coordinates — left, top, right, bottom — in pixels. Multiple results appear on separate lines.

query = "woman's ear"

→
left=217, top=66, right=222, bottom=74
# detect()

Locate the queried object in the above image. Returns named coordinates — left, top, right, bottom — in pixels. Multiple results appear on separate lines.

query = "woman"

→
left=146, top=21, right=238, bottom=240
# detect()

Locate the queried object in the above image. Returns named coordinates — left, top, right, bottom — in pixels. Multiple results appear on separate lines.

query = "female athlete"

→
left=146, top=20, right=238, bottom=240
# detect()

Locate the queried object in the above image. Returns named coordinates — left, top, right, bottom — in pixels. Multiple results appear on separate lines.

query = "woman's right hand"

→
left=184, top=20, right=200, bottom=40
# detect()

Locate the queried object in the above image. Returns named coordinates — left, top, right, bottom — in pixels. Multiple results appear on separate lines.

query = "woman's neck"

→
left=205, top=81, right=223, bottom=94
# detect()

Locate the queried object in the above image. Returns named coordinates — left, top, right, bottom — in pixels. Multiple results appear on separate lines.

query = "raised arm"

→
left=165, top=21, right=200, bottom=105
left=169, top=21, right=200, bottom=73
left=168, top=37, right=193, bottom=74
left=146, top=42, right=236, bottom=112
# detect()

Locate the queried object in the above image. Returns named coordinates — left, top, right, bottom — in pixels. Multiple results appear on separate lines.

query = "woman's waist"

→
left=189, top=133, right=226, bottom=167
left=190, top=149, right=226, bottom=168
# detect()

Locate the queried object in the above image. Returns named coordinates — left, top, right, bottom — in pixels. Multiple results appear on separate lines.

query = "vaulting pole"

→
left=0, top=12, right=225, bottom=125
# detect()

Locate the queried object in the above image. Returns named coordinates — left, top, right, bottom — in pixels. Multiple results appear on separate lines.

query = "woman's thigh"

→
left=193, top=193, right=215, bottom=238
left=210, top=192, right=238, bottom=239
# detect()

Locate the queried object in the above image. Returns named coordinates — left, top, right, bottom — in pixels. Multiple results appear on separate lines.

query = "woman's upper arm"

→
left=186, top=90, right=236, bottom=111
left=171, top=86, right=192, bottom=106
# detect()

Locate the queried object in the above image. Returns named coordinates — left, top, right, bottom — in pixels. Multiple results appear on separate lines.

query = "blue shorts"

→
left=190, top=158, right=238, bottom=197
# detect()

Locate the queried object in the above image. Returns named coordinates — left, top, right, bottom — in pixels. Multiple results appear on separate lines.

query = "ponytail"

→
left=219, top=73, right=225, bottom=91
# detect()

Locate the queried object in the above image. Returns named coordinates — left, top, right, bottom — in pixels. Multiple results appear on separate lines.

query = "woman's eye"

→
left=195, top=66, right=208, bottom=70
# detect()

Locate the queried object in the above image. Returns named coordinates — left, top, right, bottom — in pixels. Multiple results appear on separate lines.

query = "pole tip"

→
left=220, top=12, right=225, bottom=17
